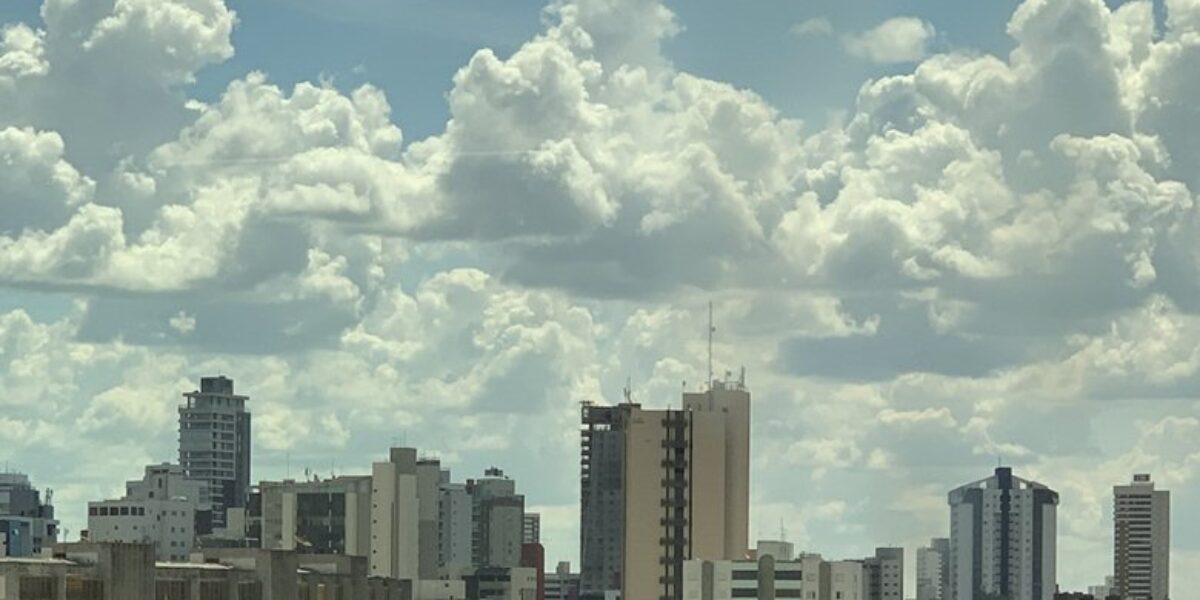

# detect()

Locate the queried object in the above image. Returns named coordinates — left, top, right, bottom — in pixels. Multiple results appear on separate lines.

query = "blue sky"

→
left=1, top=0, right=1199, bottom=595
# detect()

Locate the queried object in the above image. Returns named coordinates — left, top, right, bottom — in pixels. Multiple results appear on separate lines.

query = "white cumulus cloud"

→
left=842, top=17, right=936, bottom=64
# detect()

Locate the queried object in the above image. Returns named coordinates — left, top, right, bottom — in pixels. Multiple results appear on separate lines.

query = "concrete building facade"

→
left=622, top=404, right=727, bottom=600
left=580, top=375, right=751, bottom=600
left=1113, top=474, right=1169, bottom=600
left=371, top=447, right=420, bottom=580
left=579, top=404, right=628, bottom=599
left=682, top=552, right=864, bottom=600
left=469, top=469, right=525, bottom=570
left=948, top=467, right=1058, bottom=600
left=523, top=513, right=540, bottom=545
left=520, top=543, right=545, bottom=600
left=465, top=566, right=538, bottom=600
left=546, top=562, right=580, bottom=600
left=0, top=472, right=58, bottom=557
left=179, top=376, right=251, bottom=532
left=829, top=559, right=867, bottom=600
left=0, top=542, right=411, bottom=600
left=681, top=375, right=751, bottom=562
left=87, top=464, right=206, bottom=561
left=417, top=459, right=443, bottom=581
left=917, top=539, right=949, bottom=600
left=862, top=547, right=903, bottom=600
left=440, top=479, right=474, bottom=577
left=256, top=475, right=373, bottom=556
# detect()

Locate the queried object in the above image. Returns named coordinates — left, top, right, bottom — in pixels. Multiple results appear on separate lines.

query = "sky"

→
left=0, top=0, right=1198, bottom=595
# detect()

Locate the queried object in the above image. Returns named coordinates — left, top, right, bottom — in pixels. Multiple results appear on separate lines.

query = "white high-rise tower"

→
left=947, top=467, right=1058, bottom=600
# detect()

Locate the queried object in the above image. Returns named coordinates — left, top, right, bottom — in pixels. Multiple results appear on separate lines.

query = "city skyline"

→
left=0, top=374, right=1177, bottom=598
left=1, top=0, right=1199, bottom=596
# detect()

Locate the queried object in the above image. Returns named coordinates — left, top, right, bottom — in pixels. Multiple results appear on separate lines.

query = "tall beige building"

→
left=621, top=374, right=751, bottom=600
left=371, top=447, right=420, bottom=580
left=683, top=376, right=751, bottom=563
left=1114, top=474, right=1169, bottom=600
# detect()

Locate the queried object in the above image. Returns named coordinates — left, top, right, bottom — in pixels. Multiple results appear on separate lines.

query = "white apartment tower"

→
left=916, top=539, right=949, bottom=600
left=1113, top=474, right=1169, bottom=600
left=948, top=467, right=1058, bottom=600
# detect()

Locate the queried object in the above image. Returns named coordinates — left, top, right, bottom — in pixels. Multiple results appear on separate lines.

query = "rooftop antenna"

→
left=780, top=518, right=787, bottom=542
left=624, top=376, right=632, bottom=404
left=707, top=300, right=715, bottom=392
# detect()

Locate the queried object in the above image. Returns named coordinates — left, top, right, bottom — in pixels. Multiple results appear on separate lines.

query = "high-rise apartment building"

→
left=256, top=475, right=373, bottom=555
left=948, top=467, right=1058, bottom=600
left=862, top=547, right=904, bottom=600
left=917, top=539, right=949, bottom=600
left=469, top=468, right=525, bottom=569
left=579, top=373, right=750, bottom=600
left=0, top=472, right=58, bottom=557
left=87, top=463, right=206, bottom=561
left=932, top=538, right=950, bottom=598
left=416, top=458, right=443, bottom=580
left=439, top=477, right=474, bottom=577
left=524, top=512, right=541, bottom=545
left=579, top=403, right=628, bottom=599
left=1113, top=474, right=1169, bottom=600
left=251, top=447, right=439, bottom=585
left=371, top=447, right=420, bottom=580
left=681, top=375, right=751, bottom=562
left=179, top=376, right=251, bottom=531
left=623, top=404, right=724, bottom=600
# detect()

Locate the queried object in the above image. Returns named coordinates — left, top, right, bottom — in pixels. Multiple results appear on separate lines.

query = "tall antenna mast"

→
left=707, top=301, right=714, bottom=391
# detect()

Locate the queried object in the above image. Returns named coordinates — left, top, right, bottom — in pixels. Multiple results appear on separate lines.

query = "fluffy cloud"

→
left=842, top=17, right=936, bottom=64
left=2, top=0, right=1200, bottom=593
left=0, top=23, right=48, bottom=86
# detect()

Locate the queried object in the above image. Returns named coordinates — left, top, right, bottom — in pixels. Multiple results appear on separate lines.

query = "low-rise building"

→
left=255, top=475, right=373, bottom=555
left=87, top=464, right=206, bottom=561
left=683, top=551, right=871, bottom=600
left=545, top=562, right=580, bottom=600
left=0, top=542, right=412, bottom=600
left=465, top=566, right=538, bottom=600
left=0, top=473, right=58, bottom=557
left=683, top=553, right=834, bottom=600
